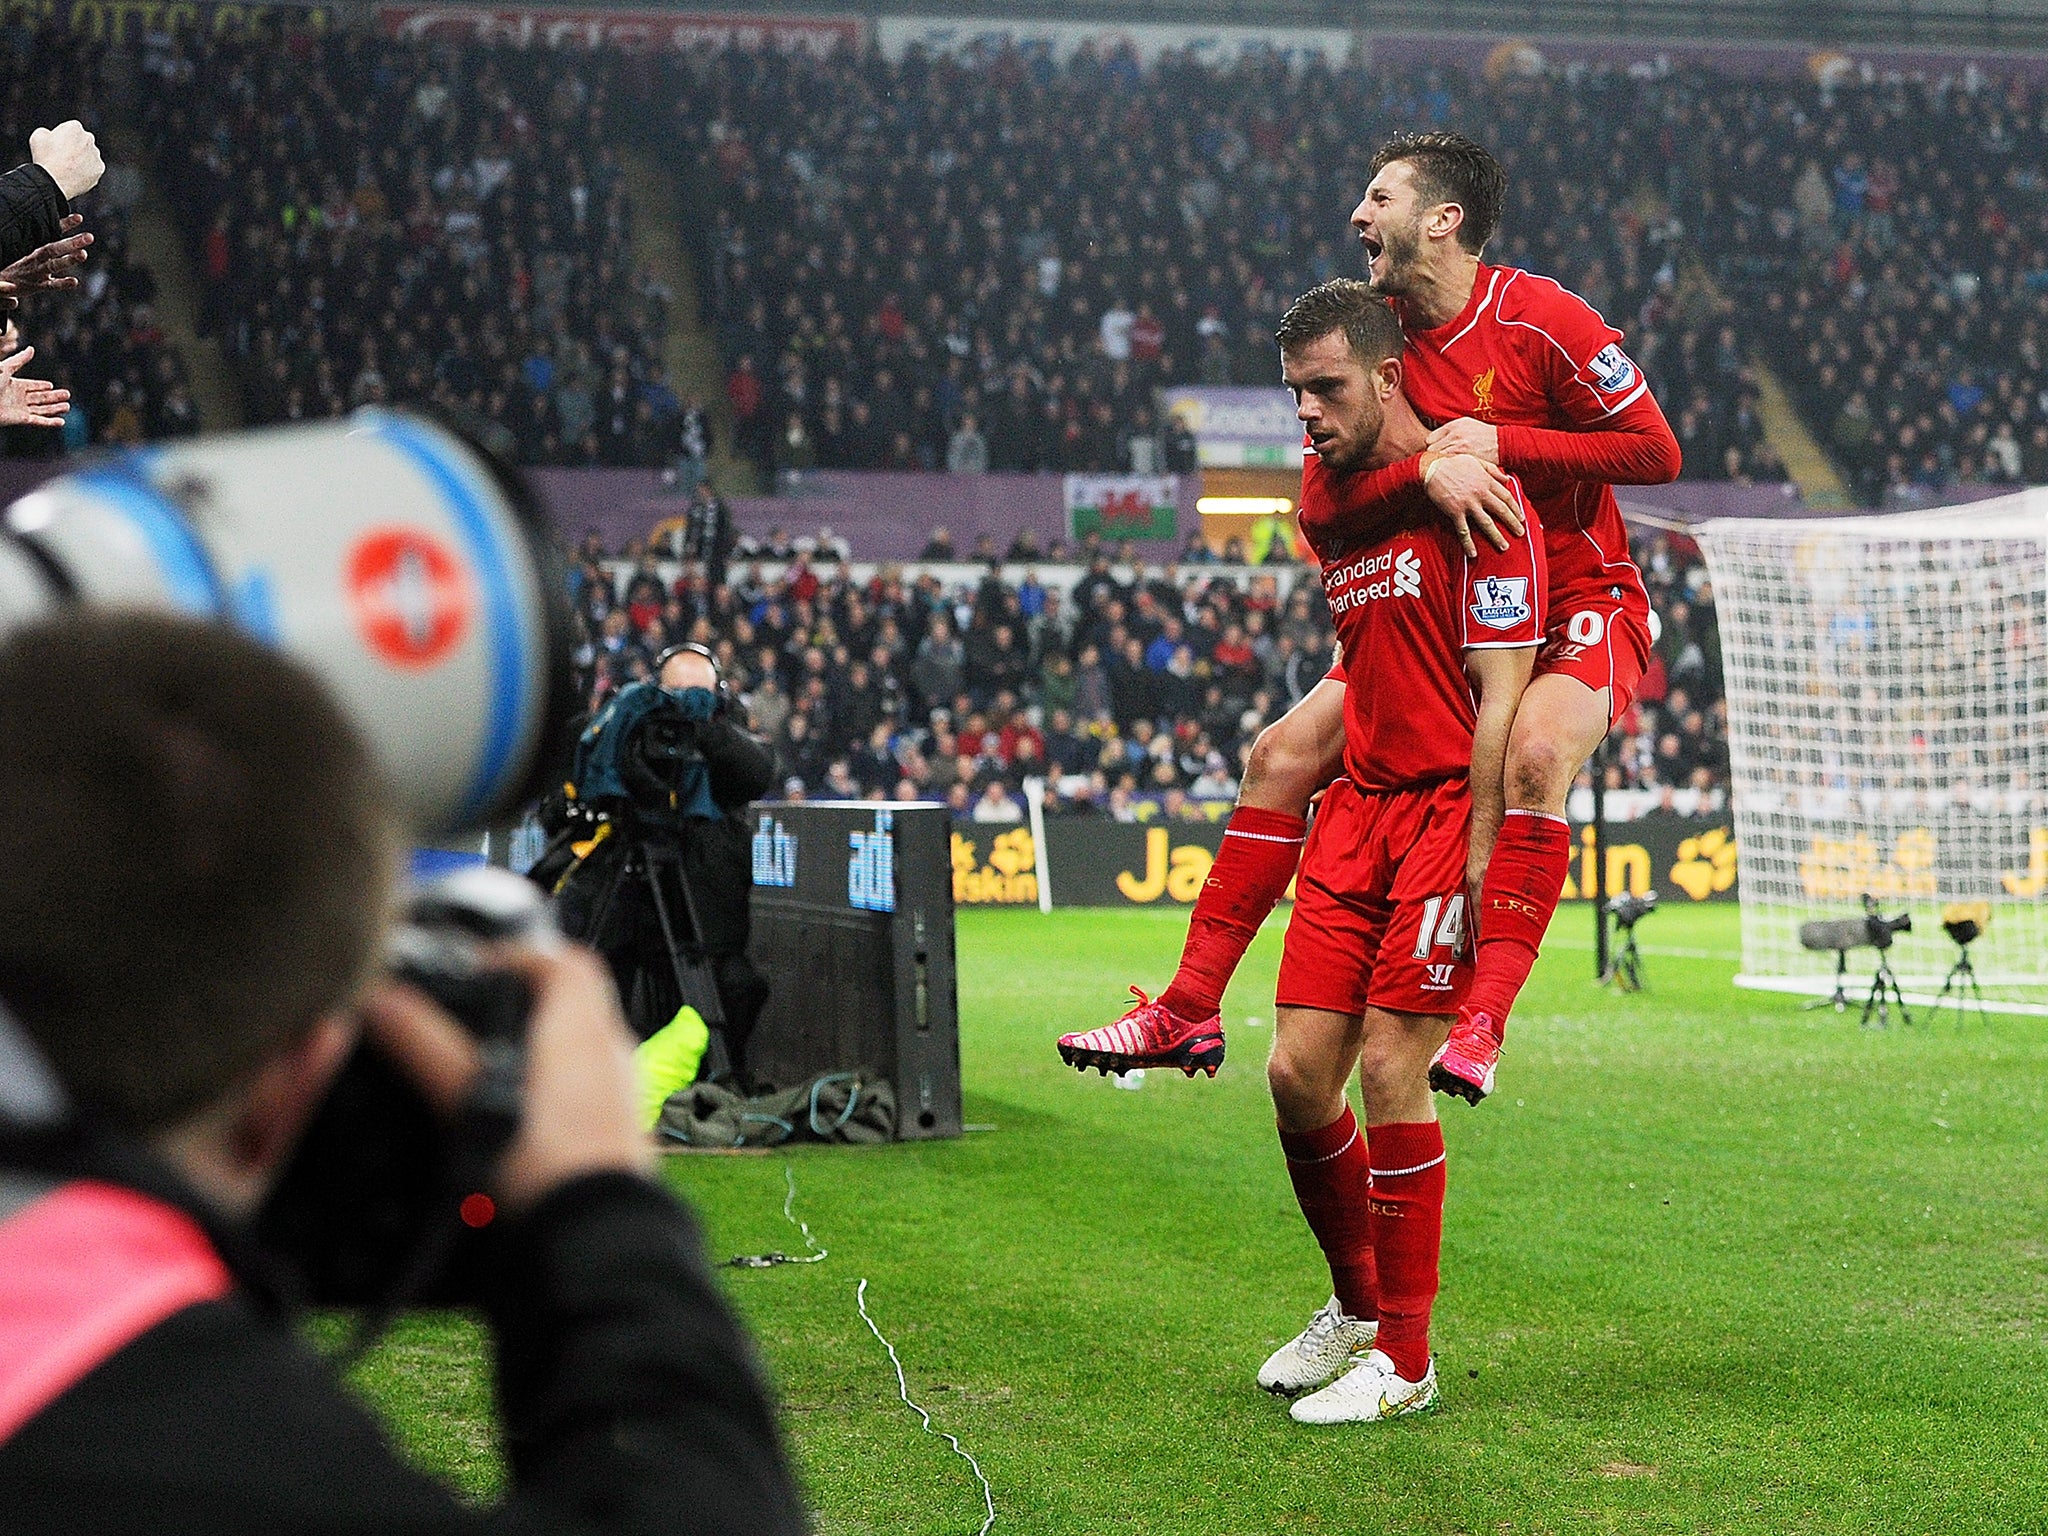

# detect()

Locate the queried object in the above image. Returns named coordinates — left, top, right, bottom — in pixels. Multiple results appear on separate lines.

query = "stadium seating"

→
left=139, top=31, right=679, bottom=465
left=667, top=46, right=1779, bottom=482
left=1691, top=68, right=2048, bottom=504
left=0, top=21, right=196, bottom=451
left=570, top=527, right=1724, bottom=817
left=124, top=30, right=2034, bottom=505
left=76, top=25, right=2027, bottom=814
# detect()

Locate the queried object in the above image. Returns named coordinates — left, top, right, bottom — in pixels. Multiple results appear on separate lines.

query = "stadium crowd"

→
left=76, top=24, right=2048, bottom=506
left=672, top=45, right=1780, bottom=485
left=569, top=525, right=1727, bottom=821
left=0, top=22, right=196, bottom=453
left=138, top=31, right=701, bottom=467
left=21, top=25, right=2035, bottom=812
left=1691, top=66, right=2048, bottom=505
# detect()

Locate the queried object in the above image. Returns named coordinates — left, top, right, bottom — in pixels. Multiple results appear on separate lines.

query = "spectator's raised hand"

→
left=29, top=121, right=103, bottom=200
left=0, top=215, right=91, bottom=302
left=0, top=346, right=69, bottom=427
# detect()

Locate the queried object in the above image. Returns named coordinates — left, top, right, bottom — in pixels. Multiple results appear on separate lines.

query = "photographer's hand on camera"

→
left=340, top=944, right=807, bottom=1535
left=360, top=943, right=652, bottom=1211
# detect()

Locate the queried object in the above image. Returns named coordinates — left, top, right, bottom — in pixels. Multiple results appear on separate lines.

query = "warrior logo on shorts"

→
left=1469, top=576, right=1531, bottom=631
left=1588, top=343, right=1638, bottom=394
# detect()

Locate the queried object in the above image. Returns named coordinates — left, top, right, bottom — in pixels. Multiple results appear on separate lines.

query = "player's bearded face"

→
left=1353, top=163, right=1430, bottom=297
left=1365, top=213, right=1426, bottom=296
left=1285, top=334, right=1383, bottom=477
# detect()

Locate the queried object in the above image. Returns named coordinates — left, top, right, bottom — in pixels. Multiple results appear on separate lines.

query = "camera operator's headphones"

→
left=654, top=642, right=731, bottom=713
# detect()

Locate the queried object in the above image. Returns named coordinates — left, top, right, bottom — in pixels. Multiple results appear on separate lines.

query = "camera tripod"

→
left=1606, top=927, right=1645, bottom=992
left=1859, top=947, right=1912, bottom=1029
left=1803, top=949, right=1854, bottom=1012
left=1930, top=945, right=1990, bottom=1026
left=573, top=823, right=738, bottom=1081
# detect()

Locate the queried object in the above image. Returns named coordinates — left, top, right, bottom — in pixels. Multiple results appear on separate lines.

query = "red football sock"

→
left=1464, top=810, right=1572, bottom=1032
left=1277, top=1105, right=1377, bottom=1321
left=1158, top=806, right=1306, bottom=1020
left=1365, top=1119, right=1446, bottom=1380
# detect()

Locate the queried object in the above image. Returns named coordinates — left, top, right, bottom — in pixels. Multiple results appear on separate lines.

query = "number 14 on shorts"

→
left=1411, top=893, right=1468, bottom=961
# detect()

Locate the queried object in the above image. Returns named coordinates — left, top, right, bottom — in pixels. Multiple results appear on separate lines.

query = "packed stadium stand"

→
left=670, top=45, right=1780, bottom=483
left=1692, top=68, right=2048, bottom=505
left=18, top=20, right=2043, bottom=823
left=139, top=33, right=680, bottom=466
left=568, top=525, right=1725, bottom=818
left=0, top=21, right=197, bottom=452
left=88, top=26, right=2041, bottom=507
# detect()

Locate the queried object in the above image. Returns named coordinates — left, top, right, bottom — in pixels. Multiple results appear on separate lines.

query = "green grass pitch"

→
left=349, top=904, right=2048, bottom=1533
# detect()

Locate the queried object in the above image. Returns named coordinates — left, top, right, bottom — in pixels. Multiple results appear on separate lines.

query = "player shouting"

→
left=1059, top=131, right=1677, bottom=1102
left=1252, top=282, right=1540, bottom=1423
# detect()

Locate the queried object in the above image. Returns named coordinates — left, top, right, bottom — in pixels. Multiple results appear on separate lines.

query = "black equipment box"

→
left=745, top=803, right=961, bottom=1139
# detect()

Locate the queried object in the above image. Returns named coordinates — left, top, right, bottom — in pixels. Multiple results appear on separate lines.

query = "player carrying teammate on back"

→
left=1252, top=280, right=1541, bottom=1423
left=1059, top=131, right=1679, bottom=1102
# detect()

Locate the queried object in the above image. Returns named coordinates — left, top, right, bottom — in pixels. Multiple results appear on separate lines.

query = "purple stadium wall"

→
left=0, top=458, right=2017, bottom=560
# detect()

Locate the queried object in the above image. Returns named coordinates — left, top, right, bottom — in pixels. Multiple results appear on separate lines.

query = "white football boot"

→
left=1289, top=1348, right=1439, bottom=1425
left=1256, top=1297, right=1378, bottom=1396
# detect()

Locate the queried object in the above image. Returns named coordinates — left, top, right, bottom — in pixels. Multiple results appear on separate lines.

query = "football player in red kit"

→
left=1248, top=282, right=1542, bottom=1424
left=1060, top=131, right=1676, bottom=1105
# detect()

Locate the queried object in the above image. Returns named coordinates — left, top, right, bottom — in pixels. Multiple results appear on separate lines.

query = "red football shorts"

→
left=1276, top=775, right=1473, bottom=1018
left=1534, top=583, right=1653, bottom=724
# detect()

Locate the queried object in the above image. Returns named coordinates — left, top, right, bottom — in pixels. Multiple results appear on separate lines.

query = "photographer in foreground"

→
left=543, top=645, right=776, bottom=1079
left=0, top=614, right=807, bottom=1533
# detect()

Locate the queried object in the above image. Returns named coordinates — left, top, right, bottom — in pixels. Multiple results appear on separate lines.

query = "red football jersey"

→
left=1321, top=480, right=1545, bottom=792
left=1393, top=263, right=1653, bottom=616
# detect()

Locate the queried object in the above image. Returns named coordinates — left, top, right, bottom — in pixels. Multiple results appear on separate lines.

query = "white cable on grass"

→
left=725, top=1162, right=827, bottom=1268
left=727, top=1169, right=998, bottom=1533
left=780, top=1162, right=827, bottom=1262
left=855, top=1278, right=998, bottom=1536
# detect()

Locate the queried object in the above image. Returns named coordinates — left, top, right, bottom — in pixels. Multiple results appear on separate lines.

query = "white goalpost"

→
left=1693, top=493, right=2048, bottom=1015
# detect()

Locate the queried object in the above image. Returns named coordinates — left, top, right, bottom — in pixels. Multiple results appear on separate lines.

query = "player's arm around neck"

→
left=1464, top=644, right=1536, bottom=898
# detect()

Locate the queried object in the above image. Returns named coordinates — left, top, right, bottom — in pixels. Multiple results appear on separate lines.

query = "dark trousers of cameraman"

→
left=549, top=817, right=769, bottom=1080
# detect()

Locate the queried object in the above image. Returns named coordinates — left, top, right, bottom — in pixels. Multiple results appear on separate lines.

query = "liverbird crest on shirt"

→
left=1470, top=366, right=1497, bottom=419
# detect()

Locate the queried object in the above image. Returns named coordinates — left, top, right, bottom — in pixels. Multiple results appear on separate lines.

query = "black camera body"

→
left=1862, top=894, right=1912, bottom=950
left=617, top=703, right=712, bottom=816
left=255, top=868, right=549, bottom=1309
left=1606, top=891, right=1659, bottom=928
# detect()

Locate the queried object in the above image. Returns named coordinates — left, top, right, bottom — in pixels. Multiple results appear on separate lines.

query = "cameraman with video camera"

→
left=0, top=614, right=807, bottom=1533
left=542, top=644, right=776, bottom=1080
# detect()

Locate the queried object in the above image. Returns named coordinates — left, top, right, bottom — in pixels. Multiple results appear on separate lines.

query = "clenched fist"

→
left=29, top=121, right=102, bottom=201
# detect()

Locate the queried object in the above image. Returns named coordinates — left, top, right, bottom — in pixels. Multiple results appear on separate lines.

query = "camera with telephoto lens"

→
left=623, top=697, right=710, bottom=804
left=0, top=412, right=580, bottom=1314
left=1605, top=891, right=1658, bottom=928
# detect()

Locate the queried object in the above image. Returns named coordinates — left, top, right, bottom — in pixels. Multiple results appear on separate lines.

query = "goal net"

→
left=1693, top=493, right=2048, bottom=1014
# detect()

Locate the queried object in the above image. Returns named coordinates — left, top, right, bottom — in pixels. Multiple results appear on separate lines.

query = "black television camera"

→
left=1797, top=894, right=1914, bottom=1026
left=539, top=656, right=774, bottom=1081
left=1602, top=890, right=1658, bottom=991
left=0, top=414, right=580, bottom=1323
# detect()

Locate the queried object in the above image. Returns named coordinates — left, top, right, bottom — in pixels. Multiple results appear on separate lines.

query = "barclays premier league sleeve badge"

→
left=1470, top=577, right=1532, bottom=631
left=1587, top=343, right=1638, bottom=394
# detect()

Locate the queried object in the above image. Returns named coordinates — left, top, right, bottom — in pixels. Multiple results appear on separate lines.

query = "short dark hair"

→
left=1370, top=130, right=1506, bottom=254
left=0, top=614, right=398, bottom=1133
left=1275, top=279, right=1404, bottom=367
